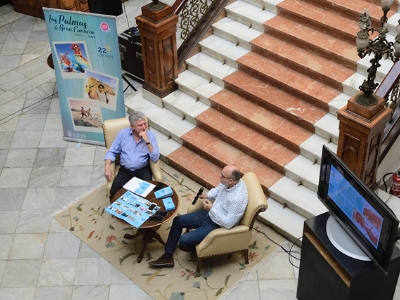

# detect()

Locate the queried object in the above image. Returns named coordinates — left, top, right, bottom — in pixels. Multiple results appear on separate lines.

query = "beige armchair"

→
left=187, top=172, right=268, bottom=277
left=102, top=117, right=163, bottom=199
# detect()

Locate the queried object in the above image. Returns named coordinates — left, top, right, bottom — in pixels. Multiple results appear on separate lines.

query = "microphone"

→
left=192, top=187, right=204, bottom=205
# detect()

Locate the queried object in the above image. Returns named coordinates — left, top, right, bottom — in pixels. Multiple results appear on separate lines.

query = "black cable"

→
left=122, top=1, right=131, bottom=33
left=0, top=92, right=58, bottom=126
left=383, top=172, right=394, bottom=193
left=253, top=227, right=301, bottom=268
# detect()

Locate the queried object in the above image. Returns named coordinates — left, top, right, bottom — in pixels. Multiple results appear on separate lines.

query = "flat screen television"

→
left=317, top=145, right=399, bottom=274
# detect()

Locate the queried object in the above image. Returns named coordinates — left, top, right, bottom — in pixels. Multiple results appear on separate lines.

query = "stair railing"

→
left=375, top=61, right=400, bottom=162
left=171, top=0, right=231, bottom=69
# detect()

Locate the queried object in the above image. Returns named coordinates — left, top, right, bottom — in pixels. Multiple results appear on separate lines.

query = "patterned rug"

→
left=54, top=162, right=285, bottom=299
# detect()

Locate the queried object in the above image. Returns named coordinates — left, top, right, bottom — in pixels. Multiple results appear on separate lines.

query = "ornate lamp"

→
left=355, top=0, right=400, bottom=106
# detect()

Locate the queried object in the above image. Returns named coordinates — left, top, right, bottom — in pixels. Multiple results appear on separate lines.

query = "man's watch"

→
left=146, top=141, right=151, bottom=145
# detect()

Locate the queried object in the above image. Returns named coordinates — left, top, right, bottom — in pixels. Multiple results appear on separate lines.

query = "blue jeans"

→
left=165, top=210, right=220, bottom=253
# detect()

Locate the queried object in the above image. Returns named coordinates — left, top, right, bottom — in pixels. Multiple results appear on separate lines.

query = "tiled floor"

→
left=0, top=2, right=398, bottom=300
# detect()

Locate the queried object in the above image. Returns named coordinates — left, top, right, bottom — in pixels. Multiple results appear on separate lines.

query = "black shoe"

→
left=148, top=253, right=174, bottom=268
left=178, top=245, right=196, bottom=253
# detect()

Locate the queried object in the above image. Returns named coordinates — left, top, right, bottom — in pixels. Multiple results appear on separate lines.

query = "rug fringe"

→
left=51, top=182, right=107, bottom=217
left=217, top=246, right=283, bottom=300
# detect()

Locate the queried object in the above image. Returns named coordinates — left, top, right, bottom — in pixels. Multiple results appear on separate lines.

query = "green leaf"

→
left=216, top=287, right=224, bottom=296
left=70, top=227, right=74, bottom=231
left=224, top=274, right=231, bottom=286
left=100, top=207, right=105, bottom=216
left=119, top=251, right=136, bottom=265
left=109, top=224, right=115, bottom=230
left=76, top=206, right=82, bottom=212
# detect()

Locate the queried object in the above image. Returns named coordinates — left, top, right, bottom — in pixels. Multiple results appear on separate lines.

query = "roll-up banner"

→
left=43, top=8, right=126, bottom=145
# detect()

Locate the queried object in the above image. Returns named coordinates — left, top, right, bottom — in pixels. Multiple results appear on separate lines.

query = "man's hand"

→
left=203, top=199, right=213, bottom=211
left=104, top=163, right=113, bottom=182
left=139, top=130, right=149, bottom=143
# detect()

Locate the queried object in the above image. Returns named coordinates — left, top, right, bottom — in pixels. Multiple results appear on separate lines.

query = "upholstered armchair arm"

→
left=150, top=160, right=163, bottom=182
left=106, top=162, right=118, bottom=199
left=196, top=225, right=252, bottom=257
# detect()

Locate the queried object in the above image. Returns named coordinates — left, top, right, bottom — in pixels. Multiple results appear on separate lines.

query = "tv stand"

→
left=297, top=213, right=400, bottom=300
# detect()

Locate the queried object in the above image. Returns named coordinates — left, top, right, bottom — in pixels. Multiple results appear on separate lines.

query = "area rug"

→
left=54, top=163, right=285, bottom=300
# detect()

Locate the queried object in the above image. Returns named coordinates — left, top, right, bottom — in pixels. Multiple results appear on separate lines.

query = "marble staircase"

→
left=125, top=0, right=400, bottom=243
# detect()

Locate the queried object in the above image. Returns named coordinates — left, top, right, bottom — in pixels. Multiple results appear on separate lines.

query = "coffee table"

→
left=111, top=181, right=179, bottom=263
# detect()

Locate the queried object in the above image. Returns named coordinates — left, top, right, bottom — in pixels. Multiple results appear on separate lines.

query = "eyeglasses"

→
left=220, top=173, right=234, bottom=180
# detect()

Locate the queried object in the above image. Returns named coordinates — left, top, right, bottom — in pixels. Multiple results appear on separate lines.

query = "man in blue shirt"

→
left=104, top=111, right=160, bottom=199
left=148, top=164, right=248, bottom=268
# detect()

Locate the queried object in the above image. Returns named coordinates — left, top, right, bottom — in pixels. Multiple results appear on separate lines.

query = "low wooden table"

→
left=111, top=181, right=179, bottom=263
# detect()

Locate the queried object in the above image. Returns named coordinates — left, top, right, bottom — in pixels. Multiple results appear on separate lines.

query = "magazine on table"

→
left=105, top=190, right=160, bottom=228
left=123, top=177, right=156, bottom=197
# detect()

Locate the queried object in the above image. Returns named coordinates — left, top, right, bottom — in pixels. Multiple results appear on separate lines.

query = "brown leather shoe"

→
left=148, top=253, right=174, bottom=268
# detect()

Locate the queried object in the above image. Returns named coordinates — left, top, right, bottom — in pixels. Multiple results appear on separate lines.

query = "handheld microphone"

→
left=192, top=187, right=204, bottom=205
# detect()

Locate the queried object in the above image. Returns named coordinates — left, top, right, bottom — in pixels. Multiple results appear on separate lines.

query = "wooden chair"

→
left=187, top=172, right=267, bottom=277
left=102, top=117, right=163, bottom=199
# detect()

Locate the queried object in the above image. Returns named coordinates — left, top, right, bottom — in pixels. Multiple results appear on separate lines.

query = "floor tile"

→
left=59, top=166, right=93, bottom=187
left=63, top=146, right=96, bottom=167
left=4, top=148, right=37, bottom=167
left=74, top=257, right=112, bottom=285
left=1, top=259, right=42, bottom=288
left=0, top=287, right=36, bottom=300
left=15, top=209, right=53, bottom=233
left=259, top=279, right=297, bottom=300
left=43, top=232, right=80, bottom=258
left=0, top=188, right=26, bottom=210
left=0, top=167, right=32, bottom=188
left=38, top=130, right=68, bottom=148
left=22, top=187, right=57, bottom=210
left=72, top=285, right=110, bottom=300
left=109, top=284, right=150, bottom=300
left=34, top=148, right=66, bottom=167
left=15, top=113, right=47, bottom=131
left=0, top=234, right=14, bottom=259
left=0, top=211, right=20, bottom=234
left=10, top=130, right=42, bottom=148
left=28, top=166, right=62, bottom=187
left=38, top=258, right=77, bottom=286
left=9, top=233, right=47, bottom=259
left=34, top=286, right=73, bottom=300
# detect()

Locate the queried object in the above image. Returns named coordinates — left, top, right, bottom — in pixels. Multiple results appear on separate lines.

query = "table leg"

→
left=123, top=228, right=166, bottom=263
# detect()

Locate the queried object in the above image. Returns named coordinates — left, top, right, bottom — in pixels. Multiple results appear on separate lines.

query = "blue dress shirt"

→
left=104, top=128, right=160, bottom=171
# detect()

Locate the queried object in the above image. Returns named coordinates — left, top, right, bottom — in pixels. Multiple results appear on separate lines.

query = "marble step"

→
left=304, top=0, right=398, bottom=24
left=225, top=0, right=276, bottom=31
left=258, top=197, right=306, bottom=245
left=193, top=109, right=298, bottom=174
left=314, top=113, right=339, bottom=145
left=185, top=52, right=237, bottom=86
left=237, top=51, right=341, bottom=111
left=199, top=34, right=250, bottom=69
left=300, top=134, right=337, bottom=164
left=224, top=70, right=327, bottom=132
left=173, top=70, right=223, bottom=106
left=212, top=17, right=264, bottom=50
left=162, top=90, right=209, bottom=125
left=277, top=0, right=359, bottom=44
left=210, top=88, right=313, bottom=153
left=263, top=15, right=358, bottom=71
left=268, top=175, right=328, bottom=219
left=167, top=141, right=283, bottom=195
left=241, top=0, right=282, bottom=14
left=284, top=154, right=320, bottom=192
left=124, top=92, right=195, bottom=144
left=249, top=34, right=353, bottom=93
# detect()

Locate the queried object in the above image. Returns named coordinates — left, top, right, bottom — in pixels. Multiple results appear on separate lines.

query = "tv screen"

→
left=318, top=145, right=399, bottom=274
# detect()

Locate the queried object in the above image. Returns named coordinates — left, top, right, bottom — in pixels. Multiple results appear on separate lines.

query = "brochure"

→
left=154, top=186, right=173, bottom=199
left=105, top=191, right=160, bottom=228
left=162, top=197, right=175, bottom=211
left=123, top=177, right=155, bottom=197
